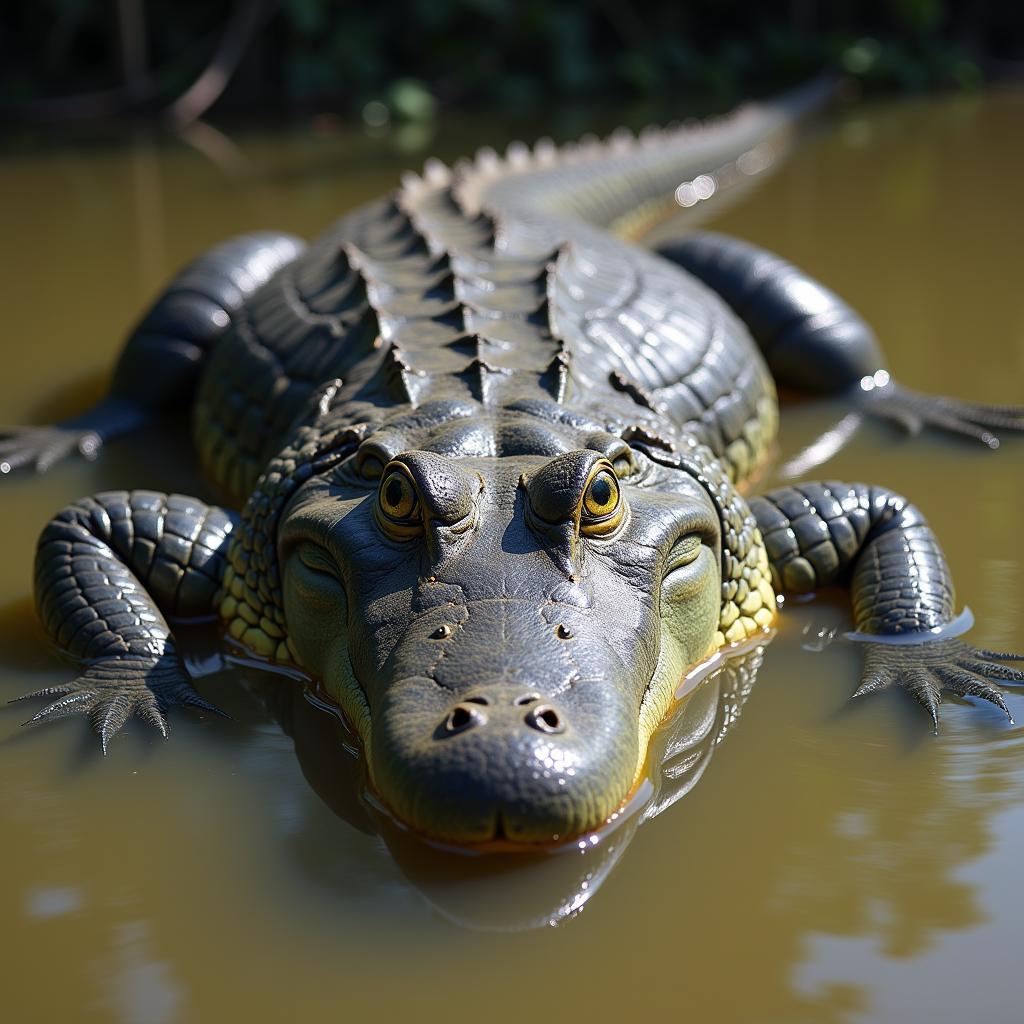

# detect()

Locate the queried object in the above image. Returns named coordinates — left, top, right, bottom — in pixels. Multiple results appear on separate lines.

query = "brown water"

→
left=1, top=93, right=1023, bottom=1023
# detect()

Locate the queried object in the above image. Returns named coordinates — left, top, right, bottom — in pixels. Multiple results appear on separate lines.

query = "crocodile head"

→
left=275, top=407, right=767, bottom=845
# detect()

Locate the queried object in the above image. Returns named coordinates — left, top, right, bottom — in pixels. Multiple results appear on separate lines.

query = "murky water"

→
left=1, top=93, right=1023, bottom=1023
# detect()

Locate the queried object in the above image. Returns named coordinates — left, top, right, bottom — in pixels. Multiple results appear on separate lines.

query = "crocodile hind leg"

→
left=17, top=490, right=236, bottom=750
left=656, top=232, right=1024, bottom=471
left=750, top=481, right=1023, bottom=730
left=0, top=233, right=304, bottom=476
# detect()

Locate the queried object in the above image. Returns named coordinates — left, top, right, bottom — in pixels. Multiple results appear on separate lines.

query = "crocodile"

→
left=5, top=81, right=1024, bottom=845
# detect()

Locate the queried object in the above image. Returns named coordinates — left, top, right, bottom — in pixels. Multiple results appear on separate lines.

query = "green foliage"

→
left=0, top=0, right=1014, bottom=118
left=270, top=0, right=996, bottom=112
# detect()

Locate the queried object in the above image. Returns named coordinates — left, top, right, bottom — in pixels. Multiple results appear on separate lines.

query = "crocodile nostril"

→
left=463, top=695, right=490, bottom=706
left=525, top=704, right=564, bottom=734
left=514, top=693, right=540, bottom=707
left=445, top=704, right=485, bottom=734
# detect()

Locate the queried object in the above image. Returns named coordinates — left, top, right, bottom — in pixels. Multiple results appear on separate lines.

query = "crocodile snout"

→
left=371, top=664, right=637, bottom=845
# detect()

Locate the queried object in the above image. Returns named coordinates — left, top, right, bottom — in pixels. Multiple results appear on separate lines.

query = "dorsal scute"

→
left=422, top=156, right=452, bottom=187
left=446, top=87, right=792, bottom=231
left=539, top=342, right=572, bottom=405
left=458, top=353, right=514, bottom=404
left=376, top=159, right=583, bottom=414
left=396, top=174, right=497, bottom=256
left=444, top=331, right=484, bottom=357
left=362, top=341, right=428, bottom=407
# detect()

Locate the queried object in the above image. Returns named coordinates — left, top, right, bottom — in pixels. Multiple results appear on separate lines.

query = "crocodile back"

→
left=192, top=85, right=834, bottom=501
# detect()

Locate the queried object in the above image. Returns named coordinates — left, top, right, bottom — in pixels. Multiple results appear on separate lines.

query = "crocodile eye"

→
left=359, top=455, right=384, bottom=481
left=583, top=468, right=618, bottom=516
left=380, top=470, right=417, bottom=518
left=376, top=467, right=423, bottom=538
left=581, top=466, right=624, bottom=536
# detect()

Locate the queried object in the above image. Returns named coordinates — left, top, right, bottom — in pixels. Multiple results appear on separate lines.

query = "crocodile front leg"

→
left=20, top=490, right=236, bottom=750
left=750, top=481, right=1023, bottom=729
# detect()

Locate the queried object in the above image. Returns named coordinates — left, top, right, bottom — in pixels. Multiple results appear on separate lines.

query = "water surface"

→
left=1, top=92, right=1023, bottom=1023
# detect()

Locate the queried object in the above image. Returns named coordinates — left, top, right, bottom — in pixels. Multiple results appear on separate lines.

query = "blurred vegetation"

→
left=2, top=0, right=1023, bottom=124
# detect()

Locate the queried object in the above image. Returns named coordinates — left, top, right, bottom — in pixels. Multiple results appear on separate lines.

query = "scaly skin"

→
left=198, top=168, right=779, bottom=840
left=22, top=492, right=234, bottom=750
left=11, top=81, right=1024, bottom=845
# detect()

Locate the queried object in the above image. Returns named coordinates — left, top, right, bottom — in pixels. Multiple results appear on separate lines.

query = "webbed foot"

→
left=0, top=424, right=102, bottom=475
left=13, top=655, right=223, bottom=752
left=853, top=638, right=1024, bottom=732
left=858, top=378, right=1024, bottom=449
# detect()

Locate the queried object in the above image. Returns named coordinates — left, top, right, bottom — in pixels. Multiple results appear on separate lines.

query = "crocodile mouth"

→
left=362, top=771, right=658, bottom=854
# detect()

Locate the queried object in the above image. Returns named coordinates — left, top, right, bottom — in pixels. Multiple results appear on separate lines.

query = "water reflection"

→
left=100, top=920, right=184, bottom=1024
left=24, top=885, right=82, bottom=919
left=247, top=644, right=766, bottom=932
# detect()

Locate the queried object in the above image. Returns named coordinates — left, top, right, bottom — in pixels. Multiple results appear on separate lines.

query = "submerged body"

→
left=7, top=84, right=1024, bottom=844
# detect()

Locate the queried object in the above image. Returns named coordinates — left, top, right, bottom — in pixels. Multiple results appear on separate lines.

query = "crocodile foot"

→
left=853, top=638, right=1024, bottom=732
left=13, top=655, right=224, bottom=752
left=0, top=424, right=102, bottom=475
left=858, top=379, right=1024, bottom=449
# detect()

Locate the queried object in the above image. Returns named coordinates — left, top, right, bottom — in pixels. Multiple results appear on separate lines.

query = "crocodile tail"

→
left=452, top=75, right=838, bottom=240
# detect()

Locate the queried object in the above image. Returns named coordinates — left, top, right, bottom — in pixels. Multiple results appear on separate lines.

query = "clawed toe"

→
left=90, top=694, right=141, bottom=753
left=860, top=382, right=1024, bottom=449
left=857, top=638, right=1019, bottom=730
left=901, top=666, right=941, bottom=733
left=934, top=667, right=1013, bottom=724
left=959, top=659, right=1024, bottom=683
left=12, top=657, right=221, bottom=751
left=975, top=649, right=1024, bottom=663
left=23, top=689, right=97, bottom=725
left=0, top=426, right=101, bottom=475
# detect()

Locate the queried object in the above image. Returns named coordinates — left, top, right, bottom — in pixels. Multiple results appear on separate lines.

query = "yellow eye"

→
left=581, top=467, right=624, bottom=535
left=378, top=469, right=419, bottom=522
left=376, top=468, right=423, bottom=539
left=583, top=469, right=618, bottom=517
